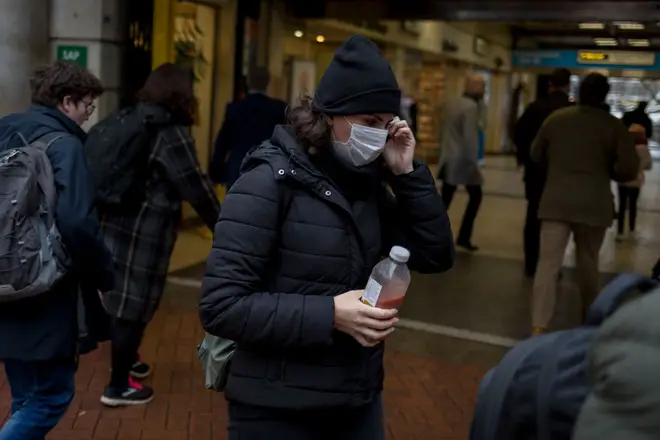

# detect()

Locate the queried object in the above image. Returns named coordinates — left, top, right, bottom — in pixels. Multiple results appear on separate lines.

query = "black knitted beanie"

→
left=313, top=35, right=401, bottom=115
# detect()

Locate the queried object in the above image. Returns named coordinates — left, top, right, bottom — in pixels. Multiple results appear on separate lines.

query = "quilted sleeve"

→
left=380, top=162, right=454, bottom=274
left=199, top=164, right=335, bottom=348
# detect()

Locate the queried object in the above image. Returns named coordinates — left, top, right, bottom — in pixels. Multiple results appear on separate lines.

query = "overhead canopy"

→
left=284, top=1, right=660, bottom=22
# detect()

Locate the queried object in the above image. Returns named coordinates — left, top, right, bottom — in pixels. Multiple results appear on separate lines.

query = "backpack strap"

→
left=33, top=132, right=69, bottom=151
left=585, top=273, right=656, bottom=326
left=31, top=132, right=70, bottom=214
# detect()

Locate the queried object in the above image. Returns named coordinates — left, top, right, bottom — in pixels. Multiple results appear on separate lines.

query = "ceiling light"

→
left=628, top=38, right=651, bottom=46
left=294, top=30, right=303, bottom=38
left=614, top=22, right=645, bottom=30
left=316, top=35, right=325, bottom=43
left=579, top=22, right=605, bottom=30
left=594, top=38, right=618, bottom=46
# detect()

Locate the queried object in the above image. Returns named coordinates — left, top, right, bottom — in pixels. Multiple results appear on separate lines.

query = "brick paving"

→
left=0, top=304, right=485, bottom=440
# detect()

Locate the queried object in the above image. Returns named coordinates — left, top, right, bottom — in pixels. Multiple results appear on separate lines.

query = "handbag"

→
left=197, top=333, right=236, bottom=391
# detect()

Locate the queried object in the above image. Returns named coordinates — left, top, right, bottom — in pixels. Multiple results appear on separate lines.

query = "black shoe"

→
left=101, top=381, right=154, bottom=407
left=130, top=360, right=152, bottom=379
left=457, top=241, right=479, bottom=252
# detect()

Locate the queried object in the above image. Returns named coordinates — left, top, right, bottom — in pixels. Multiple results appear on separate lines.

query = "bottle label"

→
left=362, top=278, right=382, bottom=307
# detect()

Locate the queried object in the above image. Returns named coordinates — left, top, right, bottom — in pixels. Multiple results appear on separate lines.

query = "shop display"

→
left=413, top=65, right=445, bottom=163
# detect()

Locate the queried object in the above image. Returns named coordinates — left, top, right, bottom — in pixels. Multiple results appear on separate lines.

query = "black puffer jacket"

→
left=199, top=126, right=454, bottom=409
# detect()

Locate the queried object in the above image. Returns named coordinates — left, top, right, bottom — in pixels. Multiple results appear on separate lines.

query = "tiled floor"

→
left=0, top=285, right=500, bottom=440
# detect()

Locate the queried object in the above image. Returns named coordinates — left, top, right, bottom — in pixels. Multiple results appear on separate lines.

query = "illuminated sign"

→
left=577, top=50, right=654, bottom=66
left=579, top=52, right=609, bottom=62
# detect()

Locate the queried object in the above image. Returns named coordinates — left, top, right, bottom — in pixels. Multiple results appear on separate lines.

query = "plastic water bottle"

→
left=362, top=246, right=411, bottom=310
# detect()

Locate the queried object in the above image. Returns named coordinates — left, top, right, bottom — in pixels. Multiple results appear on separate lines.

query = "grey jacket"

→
left=439, top=95, right=483, bottom=186
left=574, top=286, right=660, bottom=440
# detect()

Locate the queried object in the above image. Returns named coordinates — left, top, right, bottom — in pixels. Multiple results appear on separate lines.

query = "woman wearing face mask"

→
left=199, top=35, right=454, bottom=439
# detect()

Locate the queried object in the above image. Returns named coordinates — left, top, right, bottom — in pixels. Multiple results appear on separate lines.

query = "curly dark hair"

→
left=287, top=96, right=332, bottom=153
left=30, top=61, right=104, bottom=107
left=137, top=63, right=196, bottom=118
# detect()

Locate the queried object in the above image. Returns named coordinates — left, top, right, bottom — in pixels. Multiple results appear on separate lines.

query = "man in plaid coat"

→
left=99, top=64, right=220, bottom=406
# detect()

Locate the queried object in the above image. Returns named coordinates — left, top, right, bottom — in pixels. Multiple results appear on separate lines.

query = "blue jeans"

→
left=0, top=359, right=76, bottom=440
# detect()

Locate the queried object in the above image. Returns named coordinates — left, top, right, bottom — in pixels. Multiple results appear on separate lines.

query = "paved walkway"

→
left=0, top=292, right=494, bottom=440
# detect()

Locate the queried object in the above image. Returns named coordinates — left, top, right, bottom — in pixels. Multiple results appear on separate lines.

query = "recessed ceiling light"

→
left=579, top=22, right=605, bottom=30
left=594, top=38, right=618, bottom=46
left=628, top=38, right=651, bottom=46
left=614, top=22, right=645, bottom=30
left=294, top=30, right=303, bottom=38
left=316, top=35, right=325, bottom=43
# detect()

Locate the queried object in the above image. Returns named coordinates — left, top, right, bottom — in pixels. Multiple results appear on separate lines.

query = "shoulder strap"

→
left=32, top=132, right=69, bottom=152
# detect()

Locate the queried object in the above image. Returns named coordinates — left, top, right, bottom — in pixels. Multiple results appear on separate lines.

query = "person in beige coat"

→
left=529, top=73, right=639, bottom=335
left=616, top=123, right=653, bottom=241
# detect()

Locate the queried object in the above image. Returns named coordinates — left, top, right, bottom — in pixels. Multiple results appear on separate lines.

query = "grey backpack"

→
left=0, top=133, right=72, bottom=303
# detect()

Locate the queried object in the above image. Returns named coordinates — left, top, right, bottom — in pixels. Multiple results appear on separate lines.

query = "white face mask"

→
left=332, top=118, right=389, bottom=167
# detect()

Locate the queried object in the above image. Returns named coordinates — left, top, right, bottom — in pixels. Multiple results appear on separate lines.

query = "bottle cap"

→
left=389, top=246, right=410, bottom=263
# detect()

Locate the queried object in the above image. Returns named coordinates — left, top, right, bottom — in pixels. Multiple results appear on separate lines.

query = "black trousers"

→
left=109, top=318, right=146, bottom=390
left=441, top=183, right=482, bottom=244
left=524, top=176, right=543, bottom=277
left=617, top=185, right=640, bottom=234
left=228, top=395, right=385, bottom=440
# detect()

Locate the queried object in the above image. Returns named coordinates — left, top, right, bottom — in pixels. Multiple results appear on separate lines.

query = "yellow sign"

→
left=579, top=52, right=609, bottom=61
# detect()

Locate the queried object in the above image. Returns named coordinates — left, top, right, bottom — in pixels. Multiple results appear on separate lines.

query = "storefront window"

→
left=172, top=1, right=217, bottom=169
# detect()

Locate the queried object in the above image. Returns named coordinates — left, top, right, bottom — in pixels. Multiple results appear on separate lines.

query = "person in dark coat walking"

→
left=0, top=61, right=114, bottom=439
left=199, top=35, right=454, bottom=440
left=622, top=101, right=653, bottom=140
left=209, top=67, right=287, bottom=189
left=99, top=64, right=220, bottom=407
left=514, top=68, right=572, bottom=277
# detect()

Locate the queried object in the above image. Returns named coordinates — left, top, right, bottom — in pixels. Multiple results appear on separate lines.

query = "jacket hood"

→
left=0, top=105, right=86, bottom=151
left=241, top=125, right=315, bottom=176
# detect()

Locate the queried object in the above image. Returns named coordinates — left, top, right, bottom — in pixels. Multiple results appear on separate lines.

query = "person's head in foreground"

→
left=199, top=34, right=453, bottom=440
left=574, top=285, right=660, bottom=440
left=30, top=60, right=103, bottom=126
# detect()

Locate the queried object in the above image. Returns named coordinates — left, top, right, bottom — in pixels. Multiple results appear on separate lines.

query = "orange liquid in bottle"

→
left=376, top=296, right=405, bottom=310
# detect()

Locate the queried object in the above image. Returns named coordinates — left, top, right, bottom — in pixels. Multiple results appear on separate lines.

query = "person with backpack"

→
left=199, top=35, right=454, bottom=439
left=87, top=63, right=220, bottom=407
left=0, top=61, right=114, bottom=439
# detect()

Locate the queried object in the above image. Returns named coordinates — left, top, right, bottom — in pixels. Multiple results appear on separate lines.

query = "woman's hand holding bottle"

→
left=333, top=290, right=399, bottom=347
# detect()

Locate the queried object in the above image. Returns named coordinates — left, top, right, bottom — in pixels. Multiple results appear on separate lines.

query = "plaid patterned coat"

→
left=100, top=118, right=220, bottom=322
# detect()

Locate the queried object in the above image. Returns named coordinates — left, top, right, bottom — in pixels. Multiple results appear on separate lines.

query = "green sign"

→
left=56, top=45, right=88, bottom=68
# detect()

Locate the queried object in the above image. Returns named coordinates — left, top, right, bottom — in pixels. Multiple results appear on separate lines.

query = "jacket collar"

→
left=28, top=105, right=87, bottom=142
